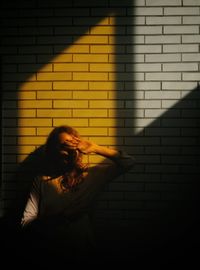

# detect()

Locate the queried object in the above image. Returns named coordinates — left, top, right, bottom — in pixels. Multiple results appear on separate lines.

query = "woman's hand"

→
left=75, top=137, right=96, bottom=154
left=63, top=135, right=123, bottom=160
left=64, top=135, right=96, bottom=154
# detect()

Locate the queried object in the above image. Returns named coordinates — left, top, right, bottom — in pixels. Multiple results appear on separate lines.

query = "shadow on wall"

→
left=96, top=84, right=200, bottom=256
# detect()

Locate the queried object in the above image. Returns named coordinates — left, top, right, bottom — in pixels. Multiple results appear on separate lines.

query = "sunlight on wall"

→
left=17, top=16, right=116, bottom=165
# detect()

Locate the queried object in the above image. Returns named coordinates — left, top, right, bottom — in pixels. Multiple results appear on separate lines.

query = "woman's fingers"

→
left=71, top=135, right=81, bottom=143
left=64, top=136, right=82, bottom=150
left=62, top=135, right=89, bottom=153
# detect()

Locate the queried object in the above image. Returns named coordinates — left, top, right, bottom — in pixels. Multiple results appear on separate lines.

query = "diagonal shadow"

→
left=96, top=84, right=200, bottom=258
left=1, top=0, right=115, bottom=84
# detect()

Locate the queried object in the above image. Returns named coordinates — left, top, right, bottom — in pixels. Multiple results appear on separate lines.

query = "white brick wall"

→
left=1, top=0, right=200, bottom=247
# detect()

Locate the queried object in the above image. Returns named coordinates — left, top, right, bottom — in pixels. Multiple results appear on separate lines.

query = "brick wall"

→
left=1, top=0, right=200, bottom=250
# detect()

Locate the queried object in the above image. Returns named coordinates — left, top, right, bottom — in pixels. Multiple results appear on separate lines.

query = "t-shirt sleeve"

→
left=72, top=151, right=135, bottom=205
left=90, top=150, right=135, bottom=183
left=21, top=177, right=40, bottom=227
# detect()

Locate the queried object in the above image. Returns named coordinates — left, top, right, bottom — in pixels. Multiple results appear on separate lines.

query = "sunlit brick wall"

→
left=1, top=0, right=200, bottom=241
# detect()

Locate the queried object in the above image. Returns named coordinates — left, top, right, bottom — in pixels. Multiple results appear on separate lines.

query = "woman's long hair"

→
left=44, top=125, right=88, bottom=191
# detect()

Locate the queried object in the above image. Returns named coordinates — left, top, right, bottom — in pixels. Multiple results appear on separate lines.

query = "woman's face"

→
left=55, top=132, right=78, bottom=166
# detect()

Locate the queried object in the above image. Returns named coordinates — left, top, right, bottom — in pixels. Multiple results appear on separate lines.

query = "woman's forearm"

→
left=92, top=143, right=135, bottom=172
left=77, top=138, right=135, bottom=171
left=92, top=144, right=120, bottom=159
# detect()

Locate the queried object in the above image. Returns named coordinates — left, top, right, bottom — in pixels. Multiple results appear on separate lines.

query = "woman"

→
left=21, top=125, right=135, bottom=259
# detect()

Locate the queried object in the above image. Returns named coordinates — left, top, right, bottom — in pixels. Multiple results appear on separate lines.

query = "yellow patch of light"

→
left=17, top=16, right=116, bottom=162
